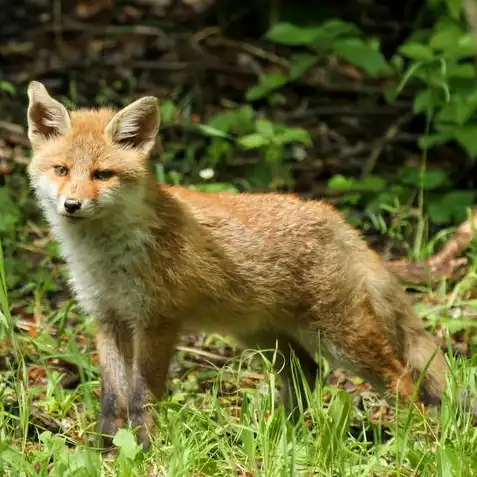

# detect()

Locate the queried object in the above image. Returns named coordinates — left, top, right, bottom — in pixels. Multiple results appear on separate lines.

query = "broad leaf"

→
left=246, top=73, right=288, bottom=101
left=113, top=429, right=141, bottom=459
left=266, top=22, right=322, bottom=46
left=399, top=41, right=434, bottom=61
left=289, top=54, right=317, bottom=80
left=454, top=124, right=477, bottom=157
left=255, top=119, right=275, bottom=137
left=276, top=127, right=312, bottom=146
left=238, top=133, right=269, bottom=149
left=333, top=38, right=391, bottom=76
left=436, top=91, right=477, bottom=125
left=399, top=167, right=448, bottom=190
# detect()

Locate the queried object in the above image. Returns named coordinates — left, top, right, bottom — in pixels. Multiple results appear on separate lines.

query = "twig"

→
left=31, top=21, right=168, bottom=38
left=427, top=207, right=477, bottom=273
left=361, top=112, right=413, bottom=177
left=0, top=121, right=24, bottom=135
left=204, top=35, right=289, bottom=68
left=176, top=345, right=231, bottom=364
left=30, top=406, right=62, bottom=433
left=384, top=259, right=435, bottom=284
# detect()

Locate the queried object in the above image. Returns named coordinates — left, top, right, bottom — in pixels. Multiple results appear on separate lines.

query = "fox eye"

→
left=54, top=165, right=69, bottom=177
left=92, top=170, right=115, bottom=180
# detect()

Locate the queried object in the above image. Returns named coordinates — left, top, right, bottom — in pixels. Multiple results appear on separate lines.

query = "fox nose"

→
left=64, top=198, right=82, bottom=214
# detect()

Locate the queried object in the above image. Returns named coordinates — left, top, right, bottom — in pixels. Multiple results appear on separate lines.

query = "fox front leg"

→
left=96, top=319, right=134, bottom=450
left=129, top=320, right=179, bottom=451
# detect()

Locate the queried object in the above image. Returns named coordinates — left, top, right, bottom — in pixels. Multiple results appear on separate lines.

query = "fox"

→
left=26, top=80, right=450, bottom=451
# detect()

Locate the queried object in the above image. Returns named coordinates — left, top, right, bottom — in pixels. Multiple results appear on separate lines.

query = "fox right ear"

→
left=27, top=81, right=72, bottom=146
left=105, top=96, right=160, bottom=155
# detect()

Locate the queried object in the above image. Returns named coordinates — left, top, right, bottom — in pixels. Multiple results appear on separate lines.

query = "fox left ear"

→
left=27, top=81, right=72, bottom=147
left=105, top=96, right=160, bottom=155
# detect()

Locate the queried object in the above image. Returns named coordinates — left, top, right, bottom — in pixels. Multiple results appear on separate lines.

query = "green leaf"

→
left=445, top=319, right=477, bottom=334
left=322, top=391, right=352, bottom=467
left=443, top=190, right=475, bottom=207
left=266, top=22, right=323, bottom=46
left=421, top=170, right=449, bottom=189
left=159, top=99, right=176, bottom=124
left=315, top=19, right=361, bottom=39
left=255, top=119, right=275, bottom=137
left=429, top=21, right=465, bottom=51
left=430, top=190, right=475, bottom=223
left=275, top=127, right=312, bottom=146
left=267, top=19, right=361, bottom=49
left=113, top=429, right=141, bottom=459
left=0, top=81, right=15, bottom=95
left=289, top=53, right=317, bottom=80
left=310, top=19, right=362, bottom=49
left=328, top=174, right=356, bottom=191
left=328, top=174, right=386, bottom=192
left=436, top=91, right=477, bottom=125
left=431, top=20, right=476, bottom=58
left=399, top=41, right=434, bottom=61
left=447, top=63, right=476, bottom=78
left=454, top=125, right=477, bottom=157
left=446, top=0, right=464, bottom=20
left=428, top=202, right=452, bottom=224
left=418, top=133, right=452, bottom=150
left=358, top=175, right=387, bottom=192
left=436, top=445, right=460, bottom=477
left=399, top=167, right=448, bottom=189
left=238, top=133, right=269, bottom=149
left=333, top=38, right=391, bottom=76
left=340, top=192, right=362, bottom=205
left=0, top=447, right=35, bottom=474
left=453, top=33, right=477, bottom=57
left=208, top=106, right=255, bottom=134
left=245, top=73, right=288, bottom=101
left=413, top=89, right=435, bottom=115
left=197, top=124, right=231, bottom=139
left=190, top=182, right=239, bottom=193
left=383, top=84, right=399, bottom=104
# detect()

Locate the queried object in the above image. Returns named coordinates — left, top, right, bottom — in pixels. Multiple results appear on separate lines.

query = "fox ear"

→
left=27, top=81, right=72, bottom=146
left=105, top=96, right=160, bottom=154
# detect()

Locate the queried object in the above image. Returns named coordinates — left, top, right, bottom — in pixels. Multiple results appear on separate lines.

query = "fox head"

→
left=26, top=81, right=160, bottom=224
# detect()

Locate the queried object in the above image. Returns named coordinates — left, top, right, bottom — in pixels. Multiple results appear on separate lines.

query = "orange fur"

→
left=26, top=82, right=449, bottom=451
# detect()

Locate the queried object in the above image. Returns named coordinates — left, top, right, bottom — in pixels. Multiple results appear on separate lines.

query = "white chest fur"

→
left=54, top=219, right=153, bottom=323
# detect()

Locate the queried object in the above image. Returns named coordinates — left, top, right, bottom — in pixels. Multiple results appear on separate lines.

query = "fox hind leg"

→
left=237, top=331, right=319, bottom=422
left=293, top=318, right=419, bottom=407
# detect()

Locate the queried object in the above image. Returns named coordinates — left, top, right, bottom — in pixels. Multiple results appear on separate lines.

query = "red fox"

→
left=27, top=81, right=449, bottom=451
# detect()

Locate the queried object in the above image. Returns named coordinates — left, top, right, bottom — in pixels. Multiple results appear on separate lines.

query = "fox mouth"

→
left=63, top=214, right=87, bottom=221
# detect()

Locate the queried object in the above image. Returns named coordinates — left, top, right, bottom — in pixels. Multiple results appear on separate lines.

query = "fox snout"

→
left=57, top=194, right=94, bottom=219
left=63, top=198, right=83, bottom=214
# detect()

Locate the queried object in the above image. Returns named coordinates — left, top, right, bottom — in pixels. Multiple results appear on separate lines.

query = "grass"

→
left=1, top=173, right=477, bottom=476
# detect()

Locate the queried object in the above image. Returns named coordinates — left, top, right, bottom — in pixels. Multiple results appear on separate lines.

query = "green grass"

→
left=1, top=174, right=477, bottom=476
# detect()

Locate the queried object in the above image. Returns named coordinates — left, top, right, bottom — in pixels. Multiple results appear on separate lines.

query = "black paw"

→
left=128, top=405, right=152, bottom=452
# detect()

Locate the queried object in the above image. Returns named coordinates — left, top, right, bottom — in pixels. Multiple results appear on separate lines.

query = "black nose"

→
left=64, top=198, right=82, bottom=214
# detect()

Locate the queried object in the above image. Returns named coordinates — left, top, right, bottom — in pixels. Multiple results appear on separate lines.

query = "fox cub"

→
left=27, top=81, right=448, bottom=450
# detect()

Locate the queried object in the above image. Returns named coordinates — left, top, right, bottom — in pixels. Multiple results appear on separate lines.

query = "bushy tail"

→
left=402, top=318, right=448, bottom=405
left=354, top=252, right=448, bottom=406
